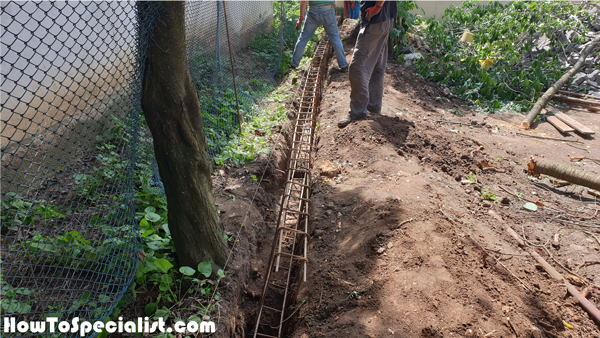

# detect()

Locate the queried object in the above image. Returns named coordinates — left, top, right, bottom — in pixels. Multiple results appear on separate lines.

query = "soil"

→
left=202, top=19, right=600, bottom=338
left=246, top=20, right=600, bottom=338
left=24, top=18, right=599, bottom=338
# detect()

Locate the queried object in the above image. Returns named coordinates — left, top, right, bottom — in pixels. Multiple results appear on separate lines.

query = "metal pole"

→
left=221, top=1, right=243, bottom=133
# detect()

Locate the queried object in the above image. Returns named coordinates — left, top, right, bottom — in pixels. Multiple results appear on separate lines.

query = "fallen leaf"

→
left=564, top=274, right=586, bottom=286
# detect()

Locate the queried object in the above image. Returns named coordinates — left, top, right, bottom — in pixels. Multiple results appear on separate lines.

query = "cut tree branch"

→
left=521, top=35, right=600, bottom=129
left=528, top=158, right=600, bottom=192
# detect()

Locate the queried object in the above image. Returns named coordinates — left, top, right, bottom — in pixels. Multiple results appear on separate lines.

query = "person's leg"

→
left=348, top=21, right=388, bottom=118
left=366, top=19, right=394, bottom=115
left=291, top=10, right=319, bottom=68
left=321, top=8, right=348, bottom=68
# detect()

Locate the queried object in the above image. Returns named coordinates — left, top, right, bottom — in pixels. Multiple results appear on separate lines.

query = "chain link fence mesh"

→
left=1, top=1, right=288, bottom=335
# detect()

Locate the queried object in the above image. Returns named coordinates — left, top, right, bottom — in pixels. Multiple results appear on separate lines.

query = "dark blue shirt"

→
left=360, top=1, right=398, bottom=26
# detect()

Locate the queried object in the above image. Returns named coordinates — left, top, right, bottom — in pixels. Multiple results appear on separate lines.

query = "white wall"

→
left=1, top=0, right=274, bottom=192
left=1, top=1, right=139, bottom=151
left=1, top=1, right=274, bottom=152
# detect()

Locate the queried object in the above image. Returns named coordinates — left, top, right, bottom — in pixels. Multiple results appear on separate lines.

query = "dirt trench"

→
left=276, top=20, right=600, bottom=338
left=134, top=18, right=600, bottom=338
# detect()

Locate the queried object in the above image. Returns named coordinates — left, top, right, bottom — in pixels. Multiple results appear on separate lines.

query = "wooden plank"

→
left=547, top=116, right=575, bottom=133
left=555, top=112, right=595, bottom=134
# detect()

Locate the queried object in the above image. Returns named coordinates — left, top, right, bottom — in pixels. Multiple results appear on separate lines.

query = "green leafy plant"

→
left=1, top=193, right=66, bottom=230
left=0, top=281, right=32, bottom=315
left=481, top=188, right=498, bottom=202
left=467, top=172, right=477, bottom=183
left=390, top=1, right=423, bottom=54
left=413, top=1, right=598, bottom=112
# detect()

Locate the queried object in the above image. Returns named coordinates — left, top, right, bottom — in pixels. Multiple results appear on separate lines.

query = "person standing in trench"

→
left=338, top=0, right=397, bottom=128
left=291, top=1, right=349, bottom=71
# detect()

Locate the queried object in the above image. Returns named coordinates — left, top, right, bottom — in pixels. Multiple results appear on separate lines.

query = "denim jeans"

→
left=291, top=6, right=348, bottom=68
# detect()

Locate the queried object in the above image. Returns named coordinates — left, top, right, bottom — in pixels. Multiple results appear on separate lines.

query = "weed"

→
left=1, top=193, right=65, bottom=230
left=467, top=172, right=477, bottom=183
left=481, top=189, right=498, bottom=202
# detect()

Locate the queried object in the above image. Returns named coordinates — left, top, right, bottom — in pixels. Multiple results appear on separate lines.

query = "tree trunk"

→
left=141, top=1, right=227, bottom=272
left=521, top=35, right=600, bottom=129
left=528, top=158, right=600, bottom=192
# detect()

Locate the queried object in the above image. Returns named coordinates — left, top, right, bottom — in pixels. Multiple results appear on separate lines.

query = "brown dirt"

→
left=116, top=20, right=600, bottom=338
left=270, top=21, right=600, bottom=338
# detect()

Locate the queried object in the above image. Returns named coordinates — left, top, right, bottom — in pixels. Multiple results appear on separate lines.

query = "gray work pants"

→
left=348, top=19, right=394, bottom=118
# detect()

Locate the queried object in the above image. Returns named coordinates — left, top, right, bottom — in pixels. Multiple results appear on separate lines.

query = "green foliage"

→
left=127, top=184, right=225, bottom=321
left=481, top=188, right=498, bottom=202
left=0, top=280, right=32, bottom=315
left=1, top=193, right=65, bottom=229
left=252, top=1, right=321, bottom=75
left=390, top=1, right=423, bottom=53
left=413, top=0, right=598, bottom=113
left=467, top=172, right=477, bottom=183
left=214, top=88, right=288, bottom=166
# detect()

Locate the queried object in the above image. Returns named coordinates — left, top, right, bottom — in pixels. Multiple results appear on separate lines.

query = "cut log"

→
left=528, top=158, right=600, bottom=191
left=521, top=35, right=600, bottom=129
left=558, top=90, right=600, bottom=101
left=555, top=112, right=595, bottom=134
left=553, top=94, right=600, bottom=108
left=546, top=116, right=574, bottom=133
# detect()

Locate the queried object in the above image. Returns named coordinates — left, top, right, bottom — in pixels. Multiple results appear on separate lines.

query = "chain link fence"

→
left=1, top=1, right=287, bottom=335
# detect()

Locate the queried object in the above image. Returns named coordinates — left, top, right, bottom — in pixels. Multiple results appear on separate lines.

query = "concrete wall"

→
left=1, top=1, right=138, bottom=152
left=333, top=1, right=511, bottom=20
left=412, top=1, right=512, bottom=19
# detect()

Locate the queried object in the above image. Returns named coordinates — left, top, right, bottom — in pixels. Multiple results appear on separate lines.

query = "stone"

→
left=397, top=45, right=416, bottom=54
left=377, top=247, right=386, bottom=254
left=584, top=57, right=594, bottom=66
left=320, top=161, right=339, bottom=177
left=500, top=196, right=510, bottom=205
left=566, top=30, right=579, bottom=42
left=443, top=87, right=451, bottom=96
left=571, top=73, right=587, bottom=85
left=404, top=52, right=422, bottom=60
left=533, top=34, right=551, bottom=53
left=588, top=69, right=600, bottom=82
left=592, top=17, right=600, bottom=30
left=482, top=201, right=492, bottom=208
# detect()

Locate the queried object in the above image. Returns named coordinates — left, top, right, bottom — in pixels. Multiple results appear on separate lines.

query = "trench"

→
left=248, top=34, right=332, bottom=338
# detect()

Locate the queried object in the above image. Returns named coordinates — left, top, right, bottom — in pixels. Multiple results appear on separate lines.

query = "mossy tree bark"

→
left=141, top=1, right=227, bottom=272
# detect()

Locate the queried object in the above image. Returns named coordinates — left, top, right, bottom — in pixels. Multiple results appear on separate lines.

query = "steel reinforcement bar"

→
left=253, top=36, right=331, bottom=338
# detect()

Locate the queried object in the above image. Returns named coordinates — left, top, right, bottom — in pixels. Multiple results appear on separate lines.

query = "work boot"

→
left=338, top=113, right=366, bottom=128
left=367, top=108, right=381, bottom=116
left=340, top=65, right=349, bottom=72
